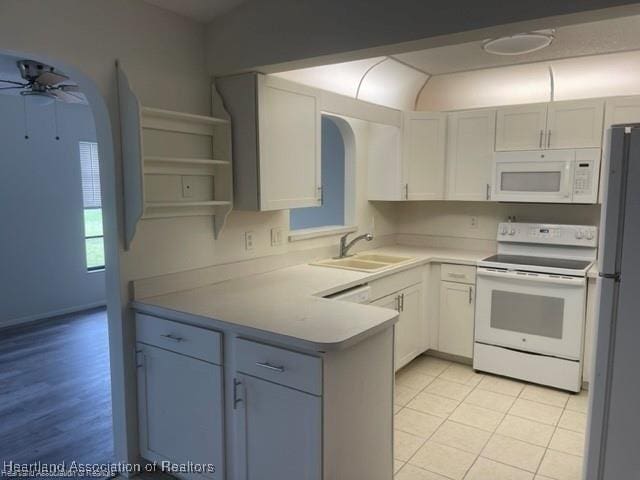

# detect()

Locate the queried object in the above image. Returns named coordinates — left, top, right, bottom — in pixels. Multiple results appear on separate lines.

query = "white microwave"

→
left=492, top=148, right=600, bottom=203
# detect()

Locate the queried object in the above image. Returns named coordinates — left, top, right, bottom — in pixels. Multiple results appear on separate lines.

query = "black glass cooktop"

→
left=482, top=254, right=592, bottom=271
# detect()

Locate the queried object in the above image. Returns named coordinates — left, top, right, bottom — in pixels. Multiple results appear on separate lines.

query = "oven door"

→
left=493, top=150, right=574, bottom=203
left=475, top=268, right=586, bottom=360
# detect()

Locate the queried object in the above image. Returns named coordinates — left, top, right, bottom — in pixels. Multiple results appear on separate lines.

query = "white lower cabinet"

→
left=438, top=265, right=476, bottom=359
left=370, top=268, right=426, bottom=371
left=135, top=313, right=394, bottom=480
left=136, top=343, right=225, bottom=480
left=234, top=373, right=322, bottom=480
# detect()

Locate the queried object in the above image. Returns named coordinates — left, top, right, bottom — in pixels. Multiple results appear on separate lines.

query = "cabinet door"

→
left=396, top=283, right=426, bottom=369
left=367, top=122, right=403, bottom=200
left=547, top=99, right=604, bottom=149
left=235, top=373, right=321, bottom=480
left=402, top=112, right=447, bottom=200
left=601, top=96, right=640, bottom=202
left=438, top=281, right=475, bottom=358
left=258, top=76, right=321, bottom=210
left=373, top=284, right=424, bottom=371
left=495, top=104, right=548, bottom=151
left=372, top=293, right=402, bottom=371
left=137, top=344, right=224, bottom=479
left=446, top=109, right=496, bottom=201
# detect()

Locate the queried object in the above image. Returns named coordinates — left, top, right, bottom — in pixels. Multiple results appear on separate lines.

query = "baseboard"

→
left=1, top=301, right=107, bottom=330
left=425, top=349, right=473, bottom=366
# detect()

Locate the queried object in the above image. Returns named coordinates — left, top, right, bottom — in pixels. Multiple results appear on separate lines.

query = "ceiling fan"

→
left=0, top=60, right=84, bottom=104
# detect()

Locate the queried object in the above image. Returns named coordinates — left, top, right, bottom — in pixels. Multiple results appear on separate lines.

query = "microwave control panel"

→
left=572, top=150, right=600, bottom=203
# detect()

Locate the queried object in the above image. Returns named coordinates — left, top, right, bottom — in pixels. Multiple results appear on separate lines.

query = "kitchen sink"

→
left=353, top=254, right=412, bottom=264
left=312, top=254, right=414, bottom=272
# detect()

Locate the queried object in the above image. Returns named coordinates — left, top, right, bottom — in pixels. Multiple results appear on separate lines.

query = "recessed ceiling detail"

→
left=483, top=32, right=554, bottom=56
left=142, top=0, right=247, bottom=22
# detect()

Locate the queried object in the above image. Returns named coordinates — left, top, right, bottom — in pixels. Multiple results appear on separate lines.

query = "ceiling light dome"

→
left=483, top=32, right=554, bottom=56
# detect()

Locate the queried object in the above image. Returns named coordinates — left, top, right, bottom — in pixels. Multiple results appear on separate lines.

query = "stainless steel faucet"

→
left=338, top=232, right=374, bottom=258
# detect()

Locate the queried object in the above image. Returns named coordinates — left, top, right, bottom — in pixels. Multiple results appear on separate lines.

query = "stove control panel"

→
left=497, top=222, right=598, bottom=247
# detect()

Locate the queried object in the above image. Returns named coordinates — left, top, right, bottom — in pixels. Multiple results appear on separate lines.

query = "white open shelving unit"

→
left=117, top=64, right=233, bottom=249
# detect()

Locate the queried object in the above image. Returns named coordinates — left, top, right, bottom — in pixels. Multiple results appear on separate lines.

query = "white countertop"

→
left=132, top=246, right=492, bottom=351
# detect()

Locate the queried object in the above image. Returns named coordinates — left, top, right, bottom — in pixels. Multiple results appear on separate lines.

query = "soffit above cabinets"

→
left=142, top=0, right=248, bottom=22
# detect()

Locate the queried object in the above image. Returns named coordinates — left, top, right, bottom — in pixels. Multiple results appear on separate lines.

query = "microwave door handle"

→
left=564, top=162, right=574, bottom=199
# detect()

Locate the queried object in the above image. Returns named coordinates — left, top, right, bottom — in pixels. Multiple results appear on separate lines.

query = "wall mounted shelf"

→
left=117, top=63, right=233, bottom=249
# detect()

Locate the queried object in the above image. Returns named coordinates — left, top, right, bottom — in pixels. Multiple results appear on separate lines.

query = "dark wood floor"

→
left=0, top=308, right=114, bottom=472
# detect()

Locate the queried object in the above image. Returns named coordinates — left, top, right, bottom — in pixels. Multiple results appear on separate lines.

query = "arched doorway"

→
left=0, top=49, right=125, bottom=470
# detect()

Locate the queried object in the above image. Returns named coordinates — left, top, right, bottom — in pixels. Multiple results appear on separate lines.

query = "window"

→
left=290, top=116, right=351, bottom=232
left=79, top=141, right=105, bottom=271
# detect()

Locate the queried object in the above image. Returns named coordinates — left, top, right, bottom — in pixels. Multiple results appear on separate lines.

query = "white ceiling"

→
left=142, top=0, right=247, bottom=22
left=272, top=14, right=640, bottom=111
left=394, top=15, right=640, bottom=75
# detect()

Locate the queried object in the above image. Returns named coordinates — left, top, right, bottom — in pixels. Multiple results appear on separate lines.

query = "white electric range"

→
left=473, top=222, right=598, bottom=392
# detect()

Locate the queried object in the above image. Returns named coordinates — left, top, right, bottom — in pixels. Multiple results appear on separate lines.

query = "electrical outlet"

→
left=470, top=216, right=479, bottom=229
left=181, top=176, right=194, bottom=198
left=244, top=231, right=255, bottom=251
left=271, top=227, right=285, bottom=247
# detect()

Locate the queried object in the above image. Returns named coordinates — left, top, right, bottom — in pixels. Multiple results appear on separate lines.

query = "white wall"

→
left=0, top=95, right=105, bottom=326
left=396, top=201, right=601, bottom=248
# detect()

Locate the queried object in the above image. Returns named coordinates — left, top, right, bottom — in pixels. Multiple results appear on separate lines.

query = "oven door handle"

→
left=476, top=268, right=586, bottom=286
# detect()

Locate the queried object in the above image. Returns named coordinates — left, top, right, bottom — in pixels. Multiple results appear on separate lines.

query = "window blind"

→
left=79, top=141, right=102, bottom=208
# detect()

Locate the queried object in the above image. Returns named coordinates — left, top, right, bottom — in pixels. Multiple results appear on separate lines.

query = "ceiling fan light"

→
left=483, top=33, right=554, bottom=56
left=21, top=90, right=55, bottom=106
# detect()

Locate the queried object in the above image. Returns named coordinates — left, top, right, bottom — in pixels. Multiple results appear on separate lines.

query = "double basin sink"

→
left=312, top=253, right=414, bottom=272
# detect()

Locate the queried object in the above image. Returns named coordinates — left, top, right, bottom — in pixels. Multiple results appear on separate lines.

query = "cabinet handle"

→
left=404, top=183, right=409, bottom=200
left=255, top=361, right=285, bottom=373
left=401, top=293, right=405, bottom=312
left=317, top=185, right=323, bottom=204
left=233, top=378, right=243, bottom=410
left=448, top=273, right=465, bottom=279
left=539, top=129, right=544, bottom=148
left=135, top=349, right=144, bottom=368
left=547, top=130, right=552, bottom=148
left=468, top=287, right=473, bottom=304
left=160, top=333, right=184, bottom=342
left=486, top=183, right=491, bottom=200
left=395, top=295, right=401, bottom=312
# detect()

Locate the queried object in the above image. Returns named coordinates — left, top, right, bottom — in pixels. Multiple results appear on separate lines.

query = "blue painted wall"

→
left=290, top=116, right=345, bottom=230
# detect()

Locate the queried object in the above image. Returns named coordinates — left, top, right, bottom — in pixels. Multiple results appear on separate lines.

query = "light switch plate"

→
left=271, top=227, right=286, bottom=247
left=245, top=231, right=255, bottom=251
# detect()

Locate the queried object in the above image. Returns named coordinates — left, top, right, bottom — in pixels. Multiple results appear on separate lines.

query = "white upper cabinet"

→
left=402, top=112, right=447, bottom=200
left=496, top=100, right=604, bottom=151
left=217, top=73, right=321, bottom=211
left=367, top=112, right=446, bottom=201
left=446, top=109, right=496, bottom=201
left=495, top=103, right=548, bottom=151
left=546, top=99, right=604, bottom=149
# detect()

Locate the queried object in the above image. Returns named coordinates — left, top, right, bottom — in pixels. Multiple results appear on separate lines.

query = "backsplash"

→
left=396, top=201, right=602, bottom=242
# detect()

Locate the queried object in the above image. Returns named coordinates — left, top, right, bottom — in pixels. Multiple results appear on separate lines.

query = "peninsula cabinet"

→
left=446, top=109, right=496, bottom=201
left=134, top=312, right=395, bottom=480
left=135, top=315, right=225, bottom=480
left=496, top=99, right=604, bottom=151
left=216, top=73, right=321, bottom=211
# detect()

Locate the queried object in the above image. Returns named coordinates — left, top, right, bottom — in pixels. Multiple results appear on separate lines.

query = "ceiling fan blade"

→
left=56, top=84, right=80, bottom=92
left=50, top=89, right=86, bottom=104
left=36, top=70, right=69, bottom=86
left=0, top=79, right=27, bottom=86
left=0, top=86, right=23, bottom=90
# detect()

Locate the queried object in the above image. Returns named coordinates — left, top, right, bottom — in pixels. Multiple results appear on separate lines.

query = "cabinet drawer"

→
left=441, top=264, right=476, bottom=284
left=136, top=314, right=222, bottom=365
left=370, top=267, right=423, bottom=301
left=236, top=338, right=322, bottom=395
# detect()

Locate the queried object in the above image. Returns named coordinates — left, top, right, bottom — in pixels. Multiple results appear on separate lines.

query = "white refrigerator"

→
left=586, top=124, right=640, bottom=479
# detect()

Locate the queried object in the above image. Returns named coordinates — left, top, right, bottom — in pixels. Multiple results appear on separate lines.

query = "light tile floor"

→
left=394, top=355, right=589, bottom=480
